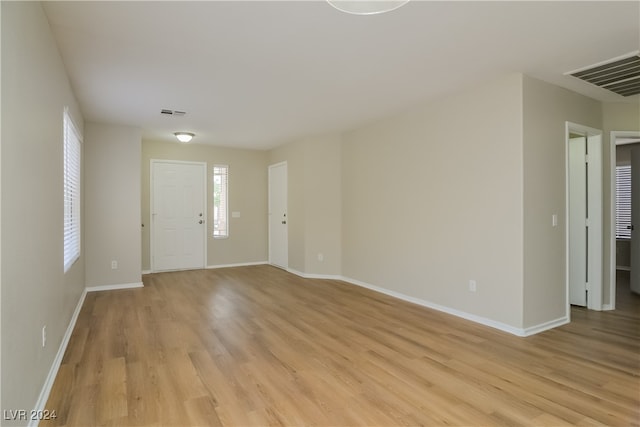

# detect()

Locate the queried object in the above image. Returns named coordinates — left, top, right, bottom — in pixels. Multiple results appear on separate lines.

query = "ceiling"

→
left=42, top=1, right=640, bottom=150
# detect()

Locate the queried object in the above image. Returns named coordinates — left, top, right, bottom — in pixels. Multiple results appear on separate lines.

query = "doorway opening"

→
left=609, top=131, right=640, bottom=310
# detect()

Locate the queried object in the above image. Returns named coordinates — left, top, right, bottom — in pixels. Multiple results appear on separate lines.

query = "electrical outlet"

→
left=111, top=260, right=118, bottom=270
left=469, top=280, right=477, bottom=292
left=42, top=325, right=47, bottom=347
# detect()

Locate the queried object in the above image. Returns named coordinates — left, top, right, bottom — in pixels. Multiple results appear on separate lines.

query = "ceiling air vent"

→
left=568, top=53, right=640, bottom=97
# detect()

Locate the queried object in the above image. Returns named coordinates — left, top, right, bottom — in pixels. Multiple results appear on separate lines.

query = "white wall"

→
left=341, top=74, right=525, bottom=329
left=85, top=123, right=142, bottom=287
left=1, top=2, right=85, bottom=419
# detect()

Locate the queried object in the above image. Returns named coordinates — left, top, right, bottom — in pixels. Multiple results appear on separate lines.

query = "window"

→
left=63, top=108, right=82, bottom=272
left=616, top=164, right=631, bottom=239
left=213, top=165, right=229, bottom=238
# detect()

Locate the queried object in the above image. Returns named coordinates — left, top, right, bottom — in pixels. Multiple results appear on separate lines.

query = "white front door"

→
left=269, top=162, right=288, bottom=269
left=631, top=147, right=640, bottom=294
left=152, top=161, right=206, bottom=272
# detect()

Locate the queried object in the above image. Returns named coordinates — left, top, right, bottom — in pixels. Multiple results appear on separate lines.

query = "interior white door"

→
left=568, top=133, right=603, bottom=308
left=152, top=161, right=206, bottom=272
left=269, top=162, right=288, bottom=269
left=631, top=147, right=640, bottom=294
left=569, top=136, right=587, bottom=306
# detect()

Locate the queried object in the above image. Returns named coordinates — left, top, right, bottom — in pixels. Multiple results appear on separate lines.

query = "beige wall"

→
left=341, top=74, right=525, bottom=328
left=270, top=134, right=342, bottom=275
left=616, top=143, right=637, bottom=165
left=142, top=140, right=269, bottom=270
left=85, top=123, right=142, bottom=287
left=1, top=1, right=85, bottom=419
left=521, top=76, right=602, bottom=327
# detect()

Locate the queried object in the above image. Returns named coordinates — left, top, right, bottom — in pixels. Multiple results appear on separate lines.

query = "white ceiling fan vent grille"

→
left=569, top=54, right=640, bottom=97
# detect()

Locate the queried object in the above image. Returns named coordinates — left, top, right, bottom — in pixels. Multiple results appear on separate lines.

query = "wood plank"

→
left=43, top=265, right=640, bottom=426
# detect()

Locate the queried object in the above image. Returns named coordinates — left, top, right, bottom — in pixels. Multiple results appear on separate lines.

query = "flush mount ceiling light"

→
left=327, top=0, right=409, bottom=15
left=174, top=132, right=195, bottom=143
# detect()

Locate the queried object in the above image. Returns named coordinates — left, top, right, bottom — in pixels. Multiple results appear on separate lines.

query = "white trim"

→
left=287, top=268, right=342, bottom=280
left=142, top=270, right=152, bottom=275
left=610, top=131, right=640, bottom=311
left=521, top=316, right=570, bottom=336
left=340, top=276, right=530, bottom=337
left=277, top=270, right=568, bottom=336
left=207, top=261, right=268, bottom=269
left=85, top=282, right=143, bottom=292
left=29, top=288, right=87, bottom=427
left=150, top=159, right=207, bottom=273
left=616, top=266, right=632, bottom=272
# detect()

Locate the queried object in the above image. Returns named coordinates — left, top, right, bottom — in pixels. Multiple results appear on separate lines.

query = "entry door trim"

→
left=150, top=159, right=208, bottom=272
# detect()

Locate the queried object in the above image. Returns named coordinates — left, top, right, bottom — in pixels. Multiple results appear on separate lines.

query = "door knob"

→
left=282, top=221, right=287, bottom=224
left=199, top=220, right=204, bottom=224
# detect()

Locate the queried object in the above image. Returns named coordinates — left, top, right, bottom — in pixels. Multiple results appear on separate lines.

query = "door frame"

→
left=565, top=122, right=603, bottom=312
left=608, top=131, right=640, bottom=310
left=268, top=161, right=288, bottom=268
left=150, top=159, right=208, bottom=272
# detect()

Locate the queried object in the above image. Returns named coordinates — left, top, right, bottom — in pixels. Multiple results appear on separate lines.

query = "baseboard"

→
left=616, top=266, right=631, bottom=271
left=521, top=316, right=570, bottom=336
left=206, top=261, right=268, bottom=269
left=141, top=269, right=152, bottom=275
left=602, top=303, right=614, bottom=311
left=287, top=268, right=342, bottom=280
left=85, top=282, right=144, bottom=292
left=340, top=276, right=532, bottom=337
left=29, top=288, right=87, bottom=427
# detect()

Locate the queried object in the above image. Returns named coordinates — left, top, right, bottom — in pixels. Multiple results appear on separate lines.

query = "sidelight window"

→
left=213, top=165, right=229, bottom=238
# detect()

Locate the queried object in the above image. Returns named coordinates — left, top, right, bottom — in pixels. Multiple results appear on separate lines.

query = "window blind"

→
left=64, top=108, right=82, bottom=271
left=213, top=165, right=229, bottom=238
left=616, top=164, right=631, bottom=239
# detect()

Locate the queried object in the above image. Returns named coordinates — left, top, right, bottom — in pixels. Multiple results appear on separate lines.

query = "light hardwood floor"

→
left=43, top=265, right=640, bottom=426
